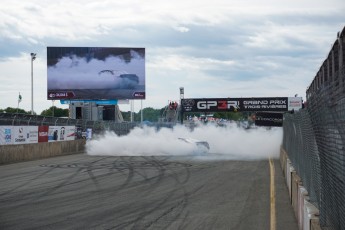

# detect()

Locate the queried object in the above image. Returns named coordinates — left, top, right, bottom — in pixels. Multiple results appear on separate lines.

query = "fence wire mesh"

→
left=0, top=113, right=138, bottom=136
left=283, top=66, right=345, bottom=230
left=0, top=113, right=176, bottom=137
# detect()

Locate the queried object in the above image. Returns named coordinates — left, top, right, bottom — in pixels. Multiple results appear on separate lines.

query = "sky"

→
left=0, top=0, right=344, bottom=114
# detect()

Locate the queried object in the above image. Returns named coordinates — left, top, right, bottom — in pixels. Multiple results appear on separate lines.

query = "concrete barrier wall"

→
left=297, top=185, right=309, bottom=230
left=292, top=171, right=302, bottom=219
left=286, top=159, right=293, bottom=202
left=280, top=146, right=288, bottom=177
left=280, top=147, right=321, bottom=230
left=0, top=139, right=86, bottom=165
left=311, top=219, right=322, bottom=230
left=304, top=200, right=320, bottom=230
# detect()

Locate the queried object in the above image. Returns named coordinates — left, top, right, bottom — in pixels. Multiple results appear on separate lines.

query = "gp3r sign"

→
left=181, top=97, right=302, bottom=112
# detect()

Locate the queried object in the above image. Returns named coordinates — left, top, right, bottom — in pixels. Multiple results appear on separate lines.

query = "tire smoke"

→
left=86, top=124, right=282, bottom=160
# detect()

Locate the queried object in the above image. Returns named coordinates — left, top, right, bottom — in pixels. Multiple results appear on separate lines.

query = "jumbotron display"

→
left=47, top=47, right=145, bottom=100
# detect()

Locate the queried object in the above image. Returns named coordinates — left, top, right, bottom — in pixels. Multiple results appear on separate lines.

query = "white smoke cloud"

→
left=86, top=124, right=282, bottom=160
left=47, top=51, right=145, bottom=90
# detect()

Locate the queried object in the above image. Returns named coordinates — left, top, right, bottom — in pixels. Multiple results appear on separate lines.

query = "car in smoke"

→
left=178, top=138, right=210, bottom=154
left=98, top=70, right=139, bottom=89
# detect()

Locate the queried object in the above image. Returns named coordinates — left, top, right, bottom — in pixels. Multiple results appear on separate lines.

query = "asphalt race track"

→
left=0, top=154, right=298, bottom=230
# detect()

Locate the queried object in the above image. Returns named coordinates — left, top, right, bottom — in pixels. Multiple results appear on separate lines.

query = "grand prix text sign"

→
left=181, top=97, right=302, bottom=112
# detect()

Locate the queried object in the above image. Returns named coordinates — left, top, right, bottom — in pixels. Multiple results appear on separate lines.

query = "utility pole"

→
left=30, top=53, right=36, bottom=115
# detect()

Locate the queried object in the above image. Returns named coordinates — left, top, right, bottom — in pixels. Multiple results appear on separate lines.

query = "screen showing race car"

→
left=47, top=47, right=145, bottom=100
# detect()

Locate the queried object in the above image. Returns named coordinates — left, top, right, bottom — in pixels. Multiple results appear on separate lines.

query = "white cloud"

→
left=174, top=26, right=190, bottom=33
left=0, top=0, right=344, bottom=114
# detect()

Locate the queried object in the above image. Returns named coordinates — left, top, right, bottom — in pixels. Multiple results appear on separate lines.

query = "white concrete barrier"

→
left=298, top=185, right=309, bottom=230
left=303, top=200, right=319, bottom=230
left=280, top=147, right=322, bottom=230
left=286, top=159, right=294, bottom=202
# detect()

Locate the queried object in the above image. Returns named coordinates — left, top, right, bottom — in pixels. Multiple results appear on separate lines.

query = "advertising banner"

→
left=288, top=97, right=303, bottom=111
left=47, top=47, right=145, bottom=100
left=60, top=99, right=118, bottom=105
left=38, top=126, right=49, bottom=143
left=1, top=126, right=75, bottom=145
left=0, top=126, right=13, bottom=145
left=255, top=112, right=284, bottom=127
left=48, top=126, right=76, bottom=142
left=11, top=126, right=38, bottom=144
left=27, top=126, right=38, bottom=143
left=12, top=126, right=27, bottom=144
left=181, top=97, right=302, bottom=113
left=86, top=128, right=92, bottom=140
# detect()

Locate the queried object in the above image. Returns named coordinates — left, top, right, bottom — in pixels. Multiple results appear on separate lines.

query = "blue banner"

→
left=60, top=100, right=118, bottom=105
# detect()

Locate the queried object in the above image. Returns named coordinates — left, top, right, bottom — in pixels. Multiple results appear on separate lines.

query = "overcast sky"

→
left=0, top=0, right=344, bottom=114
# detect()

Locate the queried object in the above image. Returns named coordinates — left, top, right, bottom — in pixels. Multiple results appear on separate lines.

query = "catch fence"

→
left=0, top=113, right=137, bottom=136
left=0, top=113, right=177, bottom=136
left=283, top=42, right=345, bottom=230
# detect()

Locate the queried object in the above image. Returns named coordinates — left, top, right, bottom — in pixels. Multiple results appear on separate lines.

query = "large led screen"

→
left=47, top=47, right=145, bottom=100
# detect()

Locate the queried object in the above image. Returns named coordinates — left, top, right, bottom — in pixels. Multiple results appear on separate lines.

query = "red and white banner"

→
left=38, top=126, right=49, bottom=143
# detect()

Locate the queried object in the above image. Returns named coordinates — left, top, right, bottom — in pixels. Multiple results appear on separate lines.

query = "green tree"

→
left=213, top=112, right=244, bottom=121
left=121, top=107, right=165, bottom=122
left=40, top=106, right=69, bottom=117
left=140, top=107, right=161, bottom=122
left=0, top=107, right=30, bottom=114
left=121, top=111, right=131, bottom=121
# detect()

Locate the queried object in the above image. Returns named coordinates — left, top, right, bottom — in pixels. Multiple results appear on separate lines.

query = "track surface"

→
left=0, top=154, right=297, bottom=230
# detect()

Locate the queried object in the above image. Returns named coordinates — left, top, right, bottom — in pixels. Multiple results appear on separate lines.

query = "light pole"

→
left=179, top=87, right=184, bottom=124
left=30, top=53, right=36, bottom=115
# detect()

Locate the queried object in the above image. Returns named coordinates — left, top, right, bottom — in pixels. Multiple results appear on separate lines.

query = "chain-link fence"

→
left=283, top=66, right=345, bottom=229
left=0, top=113, right=138, bottom=136
left=0, top=113, right=177, bottom=136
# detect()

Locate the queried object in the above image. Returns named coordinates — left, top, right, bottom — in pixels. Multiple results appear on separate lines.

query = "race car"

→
left=178, top=137, right=210, bottom=154
left=98, top=70, right=139, bottom=89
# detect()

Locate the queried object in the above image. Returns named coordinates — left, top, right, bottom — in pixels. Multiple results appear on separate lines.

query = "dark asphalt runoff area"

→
left=0, top=153, right=298, bottom=230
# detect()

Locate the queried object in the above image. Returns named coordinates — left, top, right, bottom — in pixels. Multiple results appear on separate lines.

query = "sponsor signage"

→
left=48, top=126, right=76, bottom=142
left=10, top=126, right=38, bottom=144
left=0, top=126, right=13, bottom=145
left=288, top=97, right=303, bottom=111
left=255, top=112, right=283, bottom=127
left=48, top=92, right=75, bottom=99
left=0, top=126, right=39, bottom=144
left=60, top=99, right=118, bottom=105
left=0, top=126, right=76, bottom=145
left=27, top=126, right=38, bottom=143
left=38, top=126, right=49, bottom=143
left=13, top=126, right=27, bottom=144
left=132, top=92, right=145, bottom=99
left=86, top=128, right=92, bottom=140
left=181, top=97, right=302, bottom=112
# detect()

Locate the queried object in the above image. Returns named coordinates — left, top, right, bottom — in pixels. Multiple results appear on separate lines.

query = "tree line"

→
left=0, top=106, right=69, bottom=117
left=0, top=106, right=165, bottom=121
left=0, top=106, right=245, bottom=122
